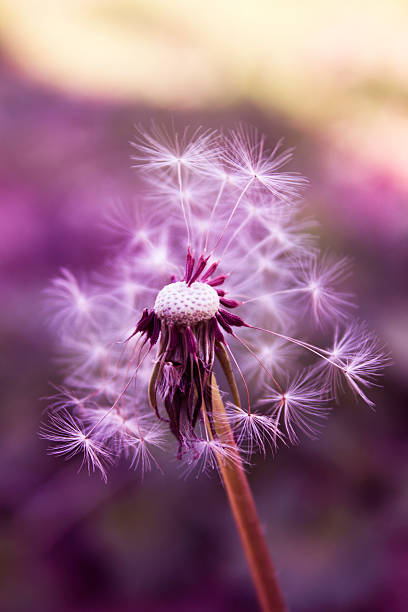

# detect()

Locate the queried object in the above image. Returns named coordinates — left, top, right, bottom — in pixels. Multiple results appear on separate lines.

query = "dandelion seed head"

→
left=154, top=281, right=220, bottom=326
left=42, top=122, right=389, bottom=480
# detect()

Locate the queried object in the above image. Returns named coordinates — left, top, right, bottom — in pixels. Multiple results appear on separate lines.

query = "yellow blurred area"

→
left=1, top=0, right=408, bottom=183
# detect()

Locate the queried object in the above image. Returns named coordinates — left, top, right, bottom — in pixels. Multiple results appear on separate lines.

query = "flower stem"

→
left=210, top=376, right=287, bottom=612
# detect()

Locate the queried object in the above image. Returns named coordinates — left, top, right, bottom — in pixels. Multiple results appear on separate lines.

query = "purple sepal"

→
left=159, top=363, right=183, bottom=399
left=168, top=324, right=180, bottom=351
left=219, top=308, right=248, bottom=327
left=188, top=254, right=209, bottom=285
left=207, top=275, right=227, bottom=287
left=135, top=308, right=154, bottom=333
left=185, top=326, right=197, bottom=354
left=201, top=260, right=219, bottom=281
left=150, top=313, right=161, bottom=346
left=220, top=297, right=241, bottom=308
left=184, top=246, right=195, bottom=283
left=216, top=312, right=233, bottom=334
left=210, top=316, right=225, bottom=343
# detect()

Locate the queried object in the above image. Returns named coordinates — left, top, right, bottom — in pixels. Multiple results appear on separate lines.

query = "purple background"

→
left=1, top=38, right=408, bottom=612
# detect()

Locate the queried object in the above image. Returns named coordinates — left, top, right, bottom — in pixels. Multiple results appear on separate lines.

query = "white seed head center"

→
left=154, top=281, right=220, bottom=326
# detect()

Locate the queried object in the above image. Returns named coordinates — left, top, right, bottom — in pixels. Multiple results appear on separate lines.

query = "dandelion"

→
left=42, top=123, right=389, bottom=612
left=43, top=122, right=389, bottom=473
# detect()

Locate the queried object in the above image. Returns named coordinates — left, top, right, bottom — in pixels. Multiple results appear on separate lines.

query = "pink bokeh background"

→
left=0, top=3, right=407, bottom=611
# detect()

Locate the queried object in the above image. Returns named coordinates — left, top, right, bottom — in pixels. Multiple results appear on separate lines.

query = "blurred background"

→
left=0, top=1, right=407, bottom=611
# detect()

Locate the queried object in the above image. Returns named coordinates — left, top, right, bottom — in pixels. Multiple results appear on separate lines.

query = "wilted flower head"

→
left=41, top=123, right=390, bottom=480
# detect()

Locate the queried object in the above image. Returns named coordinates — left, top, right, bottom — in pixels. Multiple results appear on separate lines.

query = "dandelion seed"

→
left=222, top=124, right=308, bottom=202
left=39, top=410, right=112, bottom=482
left=290, top=254, right=355, bottom=325
left=182, top=438, right=243, bottom=478
left=127, top=424, right=166, bottom=474
left=226, top=404, right=282, bottom=455
left=261, top=371, right=330, bottom=444
left=45, top=269, right=96, bottom=331
left=131, top=123, right=217, bottom=174
left=316, top=322, right=391, bottom=406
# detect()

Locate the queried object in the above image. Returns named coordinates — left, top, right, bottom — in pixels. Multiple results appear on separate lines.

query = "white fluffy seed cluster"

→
left=154, top=281, right=220, bottom=326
